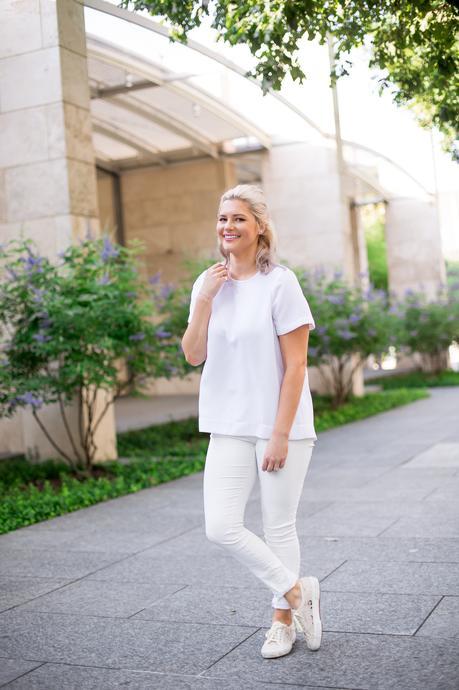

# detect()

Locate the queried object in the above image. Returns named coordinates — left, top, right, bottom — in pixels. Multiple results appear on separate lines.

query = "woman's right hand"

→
left=199, top=262, right=229, bottom=301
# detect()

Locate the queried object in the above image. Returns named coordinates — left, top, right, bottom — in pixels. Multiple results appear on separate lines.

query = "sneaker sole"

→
left=295, top=576, right=322, bottom=651
left=261, top=643, right=294, bottom=659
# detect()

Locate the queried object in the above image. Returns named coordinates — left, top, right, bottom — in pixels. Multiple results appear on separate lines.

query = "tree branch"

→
left=31, top=408, right=75, bottom=465
left=57, top=391, right=83, bottom=464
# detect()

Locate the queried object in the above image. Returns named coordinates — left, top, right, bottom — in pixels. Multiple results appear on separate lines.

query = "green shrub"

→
left=393, top=285, right=459, bottom=373
left=297, top=266, right=397, bottom=407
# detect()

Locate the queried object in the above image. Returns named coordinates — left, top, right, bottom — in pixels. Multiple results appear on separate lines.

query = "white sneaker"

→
left=292, top=576, right=322, bottom=651
left=261, top=620, right=296, bottom=658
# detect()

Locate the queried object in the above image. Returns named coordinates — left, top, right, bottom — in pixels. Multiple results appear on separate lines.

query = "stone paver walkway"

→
left=0, top=387, right=458, bottom=689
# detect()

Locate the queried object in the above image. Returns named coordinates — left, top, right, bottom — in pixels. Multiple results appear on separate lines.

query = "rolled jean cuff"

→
left=275, top=569, right=298, bottom=599
left=271, top=595, right=291, bottom=610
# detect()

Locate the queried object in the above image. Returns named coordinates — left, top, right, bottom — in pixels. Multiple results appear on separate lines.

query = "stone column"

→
left=386, top=197, right=450, bottom=372
left=262, top=143, right=354, bottom=280
left=262, top=142, right=365, bottom=397
left=385, top=197, right=447, bottom=300
left=0, top=0, right=117, bottom=462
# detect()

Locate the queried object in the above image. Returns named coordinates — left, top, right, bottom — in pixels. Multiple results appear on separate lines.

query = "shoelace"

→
left=265, top=623, right=292, bottom=644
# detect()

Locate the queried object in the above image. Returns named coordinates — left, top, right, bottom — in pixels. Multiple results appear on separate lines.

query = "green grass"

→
left=370, top=369, right=459, bottom=389
left=0, top=452, right=207, bottom=534
left=0, top=386, right=430, bottom=534
left=314, top=388, right=429, bottom=431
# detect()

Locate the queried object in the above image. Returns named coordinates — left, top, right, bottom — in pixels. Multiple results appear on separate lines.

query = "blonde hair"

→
left=217, top=184, right=278, bottom=274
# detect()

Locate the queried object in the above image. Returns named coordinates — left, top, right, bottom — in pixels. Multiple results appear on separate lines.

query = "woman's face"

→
left=216, top=199, right=260, bottom=257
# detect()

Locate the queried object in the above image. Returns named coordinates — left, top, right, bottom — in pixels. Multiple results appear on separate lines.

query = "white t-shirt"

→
left=187, top=263, right=317, bottom=440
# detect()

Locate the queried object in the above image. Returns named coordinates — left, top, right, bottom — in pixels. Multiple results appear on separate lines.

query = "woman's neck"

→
left=227, top=253, right=257, bottom=280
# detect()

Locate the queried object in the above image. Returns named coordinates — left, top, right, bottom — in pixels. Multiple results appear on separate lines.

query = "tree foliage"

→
left=118, top=0, right=459, bottom=159
left=0, top=236, right=169, bottom=470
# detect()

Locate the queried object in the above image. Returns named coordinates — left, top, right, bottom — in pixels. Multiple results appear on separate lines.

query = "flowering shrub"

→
left=148, top=257, right=212, bottom=379
left=297, top=267, right=398, bottom=407
left=393, top=282, right=459, bottom=373
left=0, top=235, right=177, bottom=470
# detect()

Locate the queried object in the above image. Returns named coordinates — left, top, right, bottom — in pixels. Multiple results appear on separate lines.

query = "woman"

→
left=181, top=184, right=322, bottom=659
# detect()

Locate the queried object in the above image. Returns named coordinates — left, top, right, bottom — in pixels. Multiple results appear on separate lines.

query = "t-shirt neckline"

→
left=228, top=270, right=261, bottom=285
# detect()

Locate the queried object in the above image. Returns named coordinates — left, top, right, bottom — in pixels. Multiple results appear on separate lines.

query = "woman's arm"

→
left=181, top=262, right=228, bottom=366
left=262, top=324, right=310, bottom=471
left=272, top=324, right=309, bottom=438
left=181, top=293, right=213, bottom=366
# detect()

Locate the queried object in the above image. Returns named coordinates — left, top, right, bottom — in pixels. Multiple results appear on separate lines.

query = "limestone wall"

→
left=120, top=157, right=237, bottom=284
left=0, top=0, right=100, bottom=255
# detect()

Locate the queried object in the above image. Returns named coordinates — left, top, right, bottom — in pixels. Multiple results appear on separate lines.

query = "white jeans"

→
left=203, top=432, right=315, bottom=610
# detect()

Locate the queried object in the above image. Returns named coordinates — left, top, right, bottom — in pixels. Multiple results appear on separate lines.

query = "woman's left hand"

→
left=262, top=433, right=289, bottom=472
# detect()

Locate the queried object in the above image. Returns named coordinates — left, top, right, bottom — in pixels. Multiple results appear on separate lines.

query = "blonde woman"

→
left=181, top=184, right=322, bottom=658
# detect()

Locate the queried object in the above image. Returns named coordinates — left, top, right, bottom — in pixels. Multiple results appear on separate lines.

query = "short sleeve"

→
left=272, top=268, right=316, bottom=335
left=187, top=271, right=207, bottom=323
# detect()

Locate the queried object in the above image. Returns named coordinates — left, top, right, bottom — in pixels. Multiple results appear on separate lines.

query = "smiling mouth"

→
left=223, top=235, right=240, bottom=240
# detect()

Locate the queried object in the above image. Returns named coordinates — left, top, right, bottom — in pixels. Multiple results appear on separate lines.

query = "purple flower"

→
left=338, top=329, right=355, bottom=340
left=129, top=332, right=146, bottom=341
left=16, top=392, right=43, bottom=408
left=125, top=291, right=137, bottom=298
left=164, top=363, right=179, bottom=375
left=148, top=271, right=162, bottom=285
left=156, top=328, right=172, bottom=338
left=21, top=255, right=44, bottom=273
left=327, top=294, right=345, bottom=305
left=6, top=267, right=18, bottom=280
left=367, top=328, right=377, bottom=337
left=31, top=288, right=46, bottom=303
left=349, top=313, right=361, bottom=324
left=333, top=270, right=343, bottom=280
left=98, top=273, right=110, bottom=285
left=308, top=346, right=319, bottom=357
left=160, top=284, right=173, bottom=299
left=313, top=266, right=326, bottom=280
left=316, top=325, right=328, bottom=335
left=409, top=330, right=418, bottom=337
left=100, top=236, right=119, bottom=262
left=373, top=288, right=387, bottom=301
left=33, top=332, right=51, bottom=343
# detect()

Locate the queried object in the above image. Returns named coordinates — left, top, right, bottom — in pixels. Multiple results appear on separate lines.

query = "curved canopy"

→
left=84, top=1, right=319, bottom=171
left=84, top=0, right=435, bottom=199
